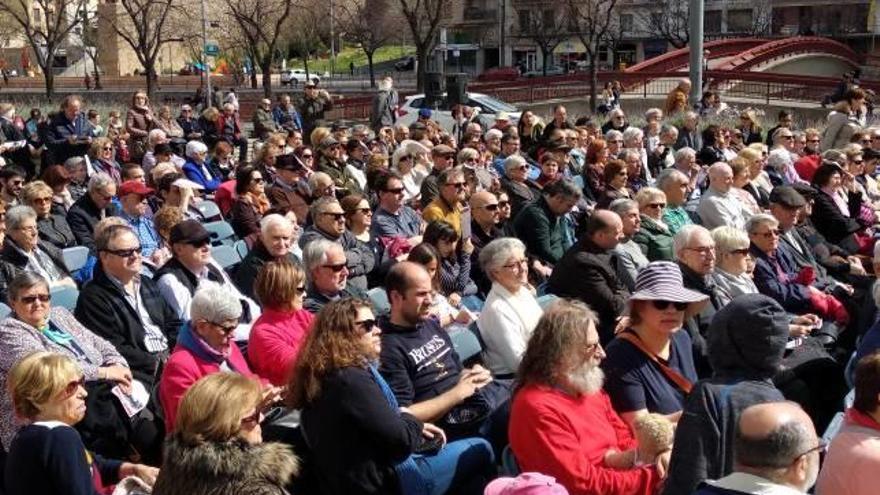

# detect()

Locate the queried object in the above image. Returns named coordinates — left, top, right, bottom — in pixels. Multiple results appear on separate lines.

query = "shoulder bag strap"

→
left=617, top=331, right=693, bottom=394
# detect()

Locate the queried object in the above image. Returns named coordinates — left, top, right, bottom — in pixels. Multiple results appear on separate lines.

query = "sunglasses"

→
left=356, top=318, right=377, bottom=333
left=103, top=247, right=142, bottom=258
left=189, top=239, right=212, bottom=248
left=302, top=154, right=313, bottom=159
left=322, top=262, right=347, bottom=272
left=240, top=408, right=263, bottom=427
left=356, top=207, right=372, bottom=215
left=101, top=146, right=113, bottom=151
left=33, top=197, right=52, bottom=204
left=252, top=177, right=265, bottom=184
left=64, top=376, right=86, bottom=397
left=651, top=300, right=689, bottom=311
left=209, top=321, right=238, bottom=336
left=481, top=204, right=499, bottom=211
left=384, top=187, right=405, bottom=194
left=498, top=201, right=510, bottom=208
left=647, top=203, right=666, bottom=209
left=446, top=181, right=467, bottom=189
left=19, top=293, right=50, bottom=304
left=756, top=229, right=780, bottom=238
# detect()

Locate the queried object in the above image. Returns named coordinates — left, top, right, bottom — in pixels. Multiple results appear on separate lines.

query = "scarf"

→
left=40, top=320, right=75, bottom=346
left=177, top=322, right=240, bottom=372
left=822, top=186, right=850, bottom=217
left=845, top=407, right=880, bottom=432
left=367, top=365, right=429, bottom=495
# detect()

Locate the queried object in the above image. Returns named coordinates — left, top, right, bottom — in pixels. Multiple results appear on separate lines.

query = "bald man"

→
left=697, top=162, right=746, bottom=230
left=549, top=210, right=629, bottom=344
left=693, top=402, right=820, bottom=494
left=469, top=191, right=502, bottom=295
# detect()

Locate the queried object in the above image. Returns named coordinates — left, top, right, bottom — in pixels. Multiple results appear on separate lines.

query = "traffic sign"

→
left=205, top=43, right=219, bottom=57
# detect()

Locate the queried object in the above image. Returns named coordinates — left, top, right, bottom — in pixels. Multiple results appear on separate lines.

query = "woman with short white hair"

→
left=710, top=225, right=758, bottom=305
left=476, top=237, right=543, bottom=377
left=181, top=140, right=222, bottom=193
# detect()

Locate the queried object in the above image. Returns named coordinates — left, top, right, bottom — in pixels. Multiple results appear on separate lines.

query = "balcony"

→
left=460, top=7, right=498, bottom=23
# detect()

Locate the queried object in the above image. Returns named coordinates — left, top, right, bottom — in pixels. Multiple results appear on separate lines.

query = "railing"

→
left=716, top=36, right=862, bottom=71
left=624, top=38, right=767, bottom=73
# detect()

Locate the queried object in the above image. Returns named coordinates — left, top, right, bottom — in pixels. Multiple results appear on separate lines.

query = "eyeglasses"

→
left=102, top=247, right=142, bottom=258
left=446, top=181, right=467, bottom=189
left=32, top=197, right=52, bottom=204
left=651, top=300, right=689, bottom=311
left=399, top=155, right=413, bottom=161
left=101, top=146, right=113, bottom=151
left=852, top=160, right=864, bottom=165
left=302, top=154, right=313, bottom=159
left=15, top=225, right=37, bottom=233
left=295, top=285, right=306, bottom=295
left=19, top=293, right=50, bottom=304
left=63, top=376, right=86, bottom=397
left=794, top=442, right=828, bottom=460
left=189, top=239, right=212, bottom=248
left=780, top=135, right=794, bottom=140
left=481, top=203, right=499, bottom=211
left=729, top=248, right=751, bottom=256
left=384, top=187, right=405, bottom=195
left=503, top=258, right=528, bottom=270
left=647, top=203, right=666, bottom=209
left=322, top=262, right=347, bottom=272
left=208, top=321, right=238, bottom=336
left=252, top=177, right=265, bottom=184
left=356, top=318, right=377, bottom=333
left=498, top=201, right=510, bottom=208
left=356, top=207, right=372, bottom=215
left=686, top=245, right=715, bottom=256
left=321, top=212, right=346, bottom=221
left=584, top=341, right=602, bottom=354
left=755, top=229, right=780, bottom=238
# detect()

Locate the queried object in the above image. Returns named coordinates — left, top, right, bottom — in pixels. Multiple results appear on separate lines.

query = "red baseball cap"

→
left=118, top=180, right=154, bottom=197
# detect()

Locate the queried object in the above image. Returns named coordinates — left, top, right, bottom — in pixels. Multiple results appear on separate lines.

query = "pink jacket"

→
left=248, top=308, right=315, bottom=386
left=816, top=408, right=880, bottom=495
left=158, top=342, right=261, bottom=432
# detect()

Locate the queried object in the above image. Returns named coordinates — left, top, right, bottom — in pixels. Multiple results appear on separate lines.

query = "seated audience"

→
left=609, top=199, right=648, bottom=290
left=423, top=220, right=479, bottom=310
left=266, top=153, right=310, bottom=224
left=0, top=272, right=130, bottom=451
left=509, top=299, right=665, bottom=495
left=549, top=210, right=629, bottom=344
left=4, top=352, right=157, bottom=495
left=663, top=295, right=789, bottom=495
left=422, top=167, right=466, bottom=237
left=22, top=181, right=75, bottom=250
left=248, top=259, right=314, bottom=387
left=468, top=191, right=503, bottom=296
left=656, top=168, right=693, bottom=235
left=809, top=162, right=866, bottom=249
left=66, top=173, right=119, bottom=253
left=476, top=237, right=542, bottom=378
left=181, top=140, right=222, bottom=193
left=406, top=243, right=474, bottom=328
left=500, top=155, right=539, bottom=218
left=158, top=284, right=269, bottom=432
left=597, top=158, right=631, bottom=208
left=633, top=187, right=674, bottom=261
left=75, top=224, right=181, bottom=389
left=117, top=180, right=162, bottom=260
left=291, top=298, right=495, bottom=495
left=370, top=172, right=424, bottom=248
left=698, top=162, right=746, bottom=230
left=0, top=205, right=75, bottom=299
left=513, top=179, right=582, bottom=268
left=302, top=239, right=365, bottom=313
left=229, top=165, right=271, bottom=241
left=710, top=226, right=758, bottom=305
left=153, top=372, right=298, bottom=494
left=816, top=351, right=880, bottom=495
left=692, top=402, right=820, bottom=495
left=603, top=261, right=706, bottom=426
left=234, top=213, right=300, bottom=298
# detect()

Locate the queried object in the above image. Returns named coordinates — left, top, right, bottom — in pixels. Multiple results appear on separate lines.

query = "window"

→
left=727, top=9, right=753, bottom=33
left=542, top=9, right=556, bottom=29
left=620, top=14, right=633, bottom=34
left=705, top=11, right=722, bottom=33
left=518, top=10, right=530, bottom=30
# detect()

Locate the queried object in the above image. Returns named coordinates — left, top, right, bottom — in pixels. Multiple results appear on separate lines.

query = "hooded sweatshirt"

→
left=662, top=294, right=789, bottom=495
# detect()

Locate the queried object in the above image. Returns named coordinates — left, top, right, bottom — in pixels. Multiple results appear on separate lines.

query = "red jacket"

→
left=248, top=307, right=315, bottom=386
left=158, top=341, right=262, bottom=432
left=216, top=112, right=242, bottom=140
left=509, top=384, right=661, bottom=495
left=794, top=154, right=821, bottom=182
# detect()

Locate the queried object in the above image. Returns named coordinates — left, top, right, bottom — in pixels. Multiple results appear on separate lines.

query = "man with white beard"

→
left=508, top=299, right=666, bottom=495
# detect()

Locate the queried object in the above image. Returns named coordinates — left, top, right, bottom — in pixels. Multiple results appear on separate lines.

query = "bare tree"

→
left=287, top=4, right=328, bottom=82
left=337, top=0, right=395, bottom=87
left=0, top=0, right=91, bottom=97
left=567, top=0, right=619, bottom=110
left=635, top=0, right=689, bottom=49
left=396, top=0, right=449, bottom=92
left=107, top=0, right=186, bottom=99
left=749, top=0, right=772, bottom=36
left=517, top=8, right=569, bottom=76
left=223, top=0, right=293, bottom=97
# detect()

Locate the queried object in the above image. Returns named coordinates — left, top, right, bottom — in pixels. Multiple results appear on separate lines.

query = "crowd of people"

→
left=0, top=73, right=879, bottom=495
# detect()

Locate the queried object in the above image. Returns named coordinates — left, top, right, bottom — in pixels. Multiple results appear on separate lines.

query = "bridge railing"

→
left=717, top=36, right=862, bottom=71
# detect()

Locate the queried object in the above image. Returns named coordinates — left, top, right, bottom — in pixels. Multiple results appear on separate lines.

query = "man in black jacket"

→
left=233, top=213, right=299, bottom=298
left=75, top=224, right=182, bottom=388
left=46, top=94, right=94, bottom=164
left=66, top=172, right=119, bottom=253
left=548, top=209, right=628, bottom=344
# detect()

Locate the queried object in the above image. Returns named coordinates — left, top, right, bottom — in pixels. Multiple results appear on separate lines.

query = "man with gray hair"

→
left=371, top=75, right=398, bottom=131
left=252, top=97, right=278, bottom=140
left=302, top=238, right=365, bottom=313
left=234, top=213, right=300, bottom=298
left=675, top=224, right=722, bottom=373
left=691, top=402, right=820, bottom=494
left=698, top=162, right=745, bottom=230
left=648, top=124, right=679, bottom=176
left=656, top=168, right=694, bottom=235
left=66, top=172, right=120, bottom=253
left=609, top=198, right=648, bottom=291
left=675, top=111, right=702, bottom=151
left=672, top=147, right=703, bottom=201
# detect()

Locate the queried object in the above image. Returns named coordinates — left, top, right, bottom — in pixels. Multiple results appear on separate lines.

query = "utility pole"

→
left=498, top=0, right=506, bottom=66
left=330, top=0, right=336, bottom=77
left=688, top=0, right=704, bottom=105
left=201, top=0, right=212, bottom=108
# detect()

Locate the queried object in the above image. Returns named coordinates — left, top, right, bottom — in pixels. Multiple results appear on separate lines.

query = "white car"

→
left=280, top=69, right=321, bottom=86
left=397, top=92, right=521, bottom=132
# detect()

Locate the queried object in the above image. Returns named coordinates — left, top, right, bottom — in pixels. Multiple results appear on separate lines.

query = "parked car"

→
left=281, top=69, right=321, bottom=86
left=397, top=92, right=521, bottom=132
left=522, top=65, right=566, bottom=78
left=394, top=56, right=415, bottom=71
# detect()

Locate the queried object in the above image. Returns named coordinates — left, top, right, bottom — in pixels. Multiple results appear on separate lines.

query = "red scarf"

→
left=845, top=407, right=880, bottom=431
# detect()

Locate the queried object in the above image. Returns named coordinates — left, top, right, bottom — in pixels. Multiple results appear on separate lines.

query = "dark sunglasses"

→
left=651, top=300, right=689, bottom=311
left=189, top=239, right=212, bottom=248
left=498, top=201, right=510, bottom=208
left=19, top=294, right=50, bottom=304
left=356, top=318, right=377, bottom=333
left=103, top=247, right=142, bottom=258
left=302, top=154, right=313, bottom=159
left=647, top=203, right=666, bottom=209
left=252, top=177, right=265, bottom=184
left=481, top=204, right=499, bottom=211
left=356, top=207, right=372, bottom=215
left=384, top=187, right=405, bottom=194
left=322, top=262, right=347, bottom=272
left=64, top=376, right=86, bottom=397
left=446, top=181, right=467, bottom=189
left=209, top=321, right=238, bottom=336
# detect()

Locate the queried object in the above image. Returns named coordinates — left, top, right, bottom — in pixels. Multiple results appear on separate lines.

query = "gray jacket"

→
left=371, top=89, right=398, bottom=130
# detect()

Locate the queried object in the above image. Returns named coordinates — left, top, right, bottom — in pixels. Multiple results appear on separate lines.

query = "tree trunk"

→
left=261, top=60, right=273, bottom=97
left=303, top=55, right=310, bottom=81
left=542, top=48, right=550, bottom=76
left=366, top=51, right=376, bottom=88
left=416, top=46, right=429, bottom=93
left=589, top=56, right=598, bottom=112
left=43, top=69, right=54, bottom=99
left=145, top=64, right=157, bottom=101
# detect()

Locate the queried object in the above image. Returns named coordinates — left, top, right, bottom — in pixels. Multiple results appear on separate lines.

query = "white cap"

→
left=172, top=177, right=205, bottom=190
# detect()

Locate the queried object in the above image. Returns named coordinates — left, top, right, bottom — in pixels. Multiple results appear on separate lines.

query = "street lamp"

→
left=200, top=0, right=212, bottom=107
left=688, top=0, right=704, bottom=105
